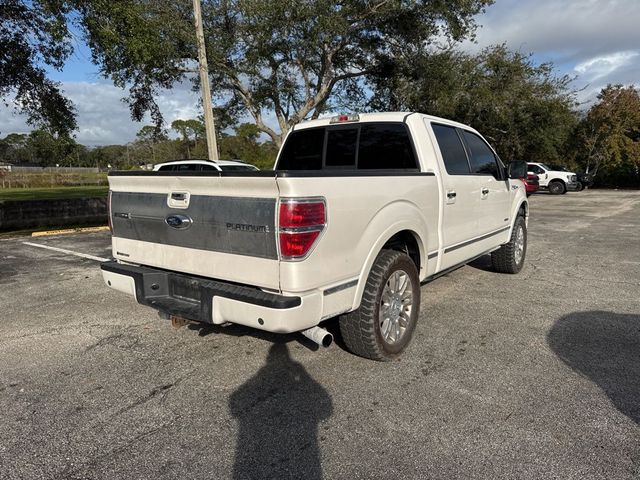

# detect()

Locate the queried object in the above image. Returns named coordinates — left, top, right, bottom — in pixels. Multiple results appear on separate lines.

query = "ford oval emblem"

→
left=165, top=214, right=193, bottom=230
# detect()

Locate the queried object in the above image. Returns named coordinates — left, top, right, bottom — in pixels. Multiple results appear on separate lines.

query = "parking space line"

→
left=22, top=242, right=109, bottom=262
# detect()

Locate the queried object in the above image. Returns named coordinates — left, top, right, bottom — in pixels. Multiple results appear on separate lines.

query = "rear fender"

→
left=350, top=201, right=428, bottom=311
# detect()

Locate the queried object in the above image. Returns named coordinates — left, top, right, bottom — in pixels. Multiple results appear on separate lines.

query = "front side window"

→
left=461, top=130, right=500, bottom=178
left=529, top=164, right=545, bottom=175
left=432, top=124, right=470, bottom=175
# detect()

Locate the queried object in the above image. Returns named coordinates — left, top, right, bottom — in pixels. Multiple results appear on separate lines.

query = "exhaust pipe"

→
left=301, top=326, right=333, bottom=348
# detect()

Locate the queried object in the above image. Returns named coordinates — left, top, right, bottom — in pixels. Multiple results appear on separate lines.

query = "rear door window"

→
left=432, top=124, right=470, bottom=175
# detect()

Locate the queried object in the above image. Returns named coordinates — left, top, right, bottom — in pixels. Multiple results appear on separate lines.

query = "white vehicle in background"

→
left=527, top=162, right=578, bottom=195
left=153, top=159, right=259, bottom=172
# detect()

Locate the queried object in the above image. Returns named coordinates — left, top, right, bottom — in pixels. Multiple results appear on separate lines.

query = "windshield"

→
left=539, top=163, right=552, bottom=170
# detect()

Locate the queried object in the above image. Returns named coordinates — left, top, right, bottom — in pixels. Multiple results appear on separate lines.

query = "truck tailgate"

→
left=108, top=172, right=280, bottom=290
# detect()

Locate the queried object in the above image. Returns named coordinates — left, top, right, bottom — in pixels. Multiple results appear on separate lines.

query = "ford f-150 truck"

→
left=101, top=112, right=529, bottom=361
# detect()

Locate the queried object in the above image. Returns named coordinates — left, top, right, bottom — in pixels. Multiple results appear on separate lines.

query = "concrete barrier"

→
left=0, top=197, right=108, bottom=231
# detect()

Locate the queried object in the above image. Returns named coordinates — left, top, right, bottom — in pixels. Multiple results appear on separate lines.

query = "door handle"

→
left=481, top=188, right=489, bottom=195
left=447, top=191, right=457, bottom=199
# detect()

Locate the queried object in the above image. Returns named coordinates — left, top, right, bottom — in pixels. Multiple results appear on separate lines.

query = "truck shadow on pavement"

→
left=229, top=342, right=333, bottom=480
left=547, top=311, right=640, bottom=424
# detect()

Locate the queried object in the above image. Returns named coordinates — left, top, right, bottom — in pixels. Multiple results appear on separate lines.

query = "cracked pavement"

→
left=0, top=190, right=639, bottom=479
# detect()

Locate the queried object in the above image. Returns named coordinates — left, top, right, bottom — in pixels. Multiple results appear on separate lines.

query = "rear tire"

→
left=548, top=181, right=565, bottom=195
left=491, top=215, right=527, bottom=274
left=340, top=250, right=420, bottom=361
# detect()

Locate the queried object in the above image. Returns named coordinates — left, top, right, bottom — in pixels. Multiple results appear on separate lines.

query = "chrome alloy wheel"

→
left=379, top=270, right=413, bottom=345
left=514, top=225, right=525, bottom=265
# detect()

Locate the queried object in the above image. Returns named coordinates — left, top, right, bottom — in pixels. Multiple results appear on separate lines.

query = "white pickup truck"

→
left=527, top=162, right=579, bottom=194
left=102, top=113, right=529, bottom=360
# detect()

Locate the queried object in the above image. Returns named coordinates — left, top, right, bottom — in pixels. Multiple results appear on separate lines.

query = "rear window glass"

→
left=277, top=128, right=325, bottom=170
left=276, top=122, right=417, bottom=170
left=358, top=124, right=416, bottom=169
left=326, top=128, right=358, bottom=167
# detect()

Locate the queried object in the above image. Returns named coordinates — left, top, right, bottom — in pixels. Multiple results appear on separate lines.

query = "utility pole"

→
left=193, top=0, right=219, bottom=160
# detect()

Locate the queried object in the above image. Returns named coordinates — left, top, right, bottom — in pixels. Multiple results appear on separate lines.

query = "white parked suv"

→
left=153, top=159, right=259, bottom=172
left=527, top=162, right=578, bottom=194
left=102, top=113, right=529, bottom=360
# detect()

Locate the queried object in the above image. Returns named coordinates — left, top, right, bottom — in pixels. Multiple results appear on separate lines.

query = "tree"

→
left=0, top=0, right=77, bottom=135
left=171, top=118, right=206, bottom=158
left=220, top=123, right=278, bottom=169
left=25, top=129, right=79, bottom=166
left=135, top=125, right=168, bottom=163
left=171, top=119, right=193, bottom=158
left=76, top=0, right=493, bottom=147
left=573, top=85, right=640, bottom=187
left=372, top=44, right=578, bottom=163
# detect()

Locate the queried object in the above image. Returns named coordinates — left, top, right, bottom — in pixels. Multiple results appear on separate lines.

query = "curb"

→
left=31, top=226, right=110, bottom=237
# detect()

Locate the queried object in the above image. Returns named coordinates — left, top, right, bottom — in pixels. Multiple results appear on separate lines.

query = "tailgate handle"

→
left=168, top=191, right=190, bottom=209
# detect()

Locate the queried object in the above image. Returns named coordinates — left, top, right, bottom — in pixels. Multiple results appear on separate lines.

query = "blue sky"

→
left=1, top=0, right=639, bottom=145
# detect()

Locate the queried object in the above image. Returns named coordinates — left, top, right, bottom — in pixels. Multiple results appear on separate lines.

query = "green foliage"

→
left=573, top=85, right=640, bottom=187
left=219, top=123, right=278, bottom=170
left=373, top=44, right=578, bottom=164
left=0, top=0, right=77, bottom=135
left=76, top=0, right=492, bottom=146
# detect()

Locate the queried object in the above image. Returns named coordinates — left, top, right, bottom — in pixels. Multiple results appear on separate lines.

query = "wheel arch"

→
left=351, top=225, right=426, bottom=311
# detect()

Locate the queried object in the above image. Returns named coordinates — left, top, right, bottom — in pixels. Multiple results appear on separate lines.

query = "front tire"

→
left=548, top=180, right=565, bottom=195
left=340, top=250, right=420, bottom=361
left=491, top=215, right=527, bottom=274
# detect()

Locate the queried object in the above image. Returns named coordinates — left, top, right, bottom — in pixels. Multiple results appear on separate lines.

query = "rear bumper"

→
left=100, top=261, right=323, bottom=333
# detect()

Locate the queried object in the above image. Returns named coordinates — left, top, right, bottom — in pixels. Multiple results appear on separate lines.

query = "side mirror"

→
left=508, top=161, right=527, bottom=179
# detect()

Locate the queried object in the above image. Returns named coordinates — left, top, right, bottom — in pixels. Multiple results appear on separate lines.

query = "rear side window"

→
left=461, top=131, right=500, bottom=177
left=218, top=165, right=258, bottom=172
left=432, top=124, right=470, bottom=175
left=157, top=165, right=175, bottom=171
left=200, top=164, right=219, bottom=171
left=277, top=128, right=324, bottom=170
left=358, top=123, right=416, bottom=169
left=277, top=122, right=417, bottom=170
left=175, top=163, right=199, bottom=171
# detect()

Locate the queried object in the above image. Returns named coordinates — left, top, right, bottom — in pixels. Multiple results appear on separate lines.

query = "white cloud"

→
left=574, top=51, right=638, bottom=79
left=0, top=80, right=202, bottom=145
left=459, top=0, right=640, bottom=105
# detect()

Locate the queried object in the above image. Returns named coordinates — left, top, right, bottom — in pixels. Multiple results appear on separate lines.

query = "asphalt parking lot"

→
left=1, top=189, right=639, bottom=479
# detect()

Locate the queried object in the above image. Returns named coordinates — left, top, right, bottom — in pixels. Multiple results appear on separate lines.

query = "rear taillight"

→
left=278, top=198, right=326, bottom=260
left=107, top=190, right=113, bottom=233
